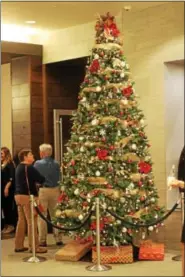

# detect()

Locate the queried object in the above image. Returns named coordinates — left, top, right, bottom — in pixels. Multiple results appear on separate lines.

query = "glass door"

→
left=53, top=109, right=74, bottom=165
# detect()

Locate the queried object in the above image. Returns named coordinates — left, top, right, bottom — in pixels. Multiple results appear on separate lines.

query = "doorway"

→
left=53, top=109, right=74, bottom=165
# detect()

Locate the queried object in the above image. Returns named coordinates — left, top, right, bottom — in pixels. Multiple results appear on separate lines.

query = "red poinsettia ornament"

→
left=96, top=149, right=108, bottom=160
left=139, top=162, right=152, bottom=174
left=89, top=59, right=100, bottom=73
left=122, top=86, right=133, bottom=97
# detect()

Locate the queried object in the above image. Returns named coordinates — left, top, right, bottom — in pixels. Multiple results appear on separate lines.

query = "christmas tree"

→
left=55, top=13, right=164, bottom=246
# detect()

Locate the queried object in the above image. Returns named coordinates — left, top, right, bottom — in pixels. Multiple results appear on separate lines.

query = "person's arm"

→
left=4, top=162, right=15, bottom=197
left=170, top=179, right=184, bottom=189
left=55, top=162, right=60, bottom=183
left=29, top=165, right=45, bottom=184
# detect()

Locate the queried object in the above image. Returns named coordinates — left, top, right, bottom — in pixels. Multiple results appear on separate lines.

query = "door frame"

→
left=53, top=109, right=74, bottom=164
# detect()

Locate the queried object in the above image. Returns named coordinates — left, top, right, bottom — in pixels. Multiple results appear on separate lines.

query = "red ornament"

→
left=96, top=149, right=108, bottom=160
left=71, top=159, right=75, bottom=166
left=139, top=162, right=152, bottom=174
left=106, top=184, right=113, bottom=189
left=120, top=111, right=124, bottom=116
left=108, top=167, right=113, bottom=172
left=122, top=86, right=133, bottom=97
left=57, top=192, right=67, bottom=203
left=71, top=169, right=76, bottom=175
left=127, top=229, right=132, bottom=234
left=109, top=145, right=115, bottom=150
left=104, top=22, right=120, bottom=37
left=93, top=189, right=101, bottom=196
left=90, top=220, right=104, bottom=231
left=82, top=201, right=88, bottom=207
left=101, top=137, right=106, bottom=142
left=73, top=178, right=79, bottom=184
left=140, top=196, right=145, bottom=201
left=138, top=181, right=142, bottom=187
left=89, top=59, right=100, bottom=73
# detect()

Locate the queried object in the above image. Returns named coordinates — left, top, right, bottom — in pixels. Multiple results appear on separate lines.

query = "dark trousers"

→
left=1, top=191, right=17, bottom=227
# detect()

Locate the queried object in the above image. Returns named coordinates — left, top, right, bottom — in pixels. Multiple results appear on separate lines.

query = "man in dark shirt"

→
left=14, top=149, right=47, bottom=253
left=34, top=144, right=63, bottom=247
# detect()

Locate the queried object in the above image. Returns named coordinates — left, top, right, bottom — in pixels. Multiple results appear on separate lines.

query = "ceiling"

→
left=1, top=1, right=166, bottom=31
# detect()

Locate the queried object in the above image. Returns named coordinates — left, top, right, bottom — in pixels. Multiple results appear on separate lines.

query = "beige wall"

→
left=42, top=14, right=122, bottom=64
left=1, top=63, right=12, bottom=152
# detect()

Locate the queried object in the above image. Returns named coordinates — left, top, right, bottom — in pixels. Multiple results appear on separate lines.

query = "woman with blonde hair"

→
left=1, top=147, right=16, bottom=234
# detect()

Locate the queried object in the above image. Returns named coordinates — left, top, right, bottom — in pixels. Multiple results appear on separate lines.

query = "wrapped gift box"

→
left=55, top=241, right=92, bottom=262
left=92, top=245, right=133, bottom=264
left=139, top=240, right=165, bottom=261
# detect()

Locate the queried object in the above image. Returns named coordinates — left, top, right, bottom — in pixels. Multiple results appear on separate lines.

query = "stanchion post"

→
left=23, top=195, right=46, bottom=263
left=172, top=192, right=184, bottom=262
left=86, top=198, right=111, bottom=271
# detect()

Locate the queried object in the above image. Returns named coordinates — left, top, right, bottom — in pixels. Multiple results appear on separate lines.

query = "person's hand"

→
left=4, top=186, right=9, bottom=197
left=169, top=179, right=184, bottom=189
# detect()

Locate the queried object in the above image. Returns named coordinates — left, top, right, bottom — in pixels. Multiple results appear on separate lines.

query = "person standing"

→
left=1, top=147, right=16, bottom=234
left=14, top=149, right=47, bottom=253
left=170, top=179, right=185, bottom=276
left=34, top=144, right=63, bottom=247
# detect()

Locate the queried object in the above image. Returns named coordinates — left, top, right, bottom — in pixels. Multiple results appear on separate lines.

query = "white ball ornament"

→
left=140, top=119, right=145, bottom=126
left=80, top=146, right=85, bottom=152
left=132, top=144, right=137, bottom=150
left=122, top=227, right=127, bottom=233
left=150, top=197, right=156, bottom=203
left=95, top=170, right=101, bottom=177
left=120, top=72, right=125, bottom=78
left=121, top=99, right=128, bottom=105
left=79, top=136, right=84, bottom=141
left=121, top=61, right=126, bottom=67
left=78, top=214, right=84, bottom=221
left=91, top=119, right=99, bottom=126
left=96, top=86, right=101, bottom=92
left=74, top=188, right=80, bottom=195
left=94, top=54, right=99, bottom=59
left=120, top=197, right=125, bottom=203
left=81, top=97, right=86, bottom=103
left=117, top=130, right=121, bottom=137
left=148, top=226, right=154, bottom=231
left=55, top=210, right=62, bottom=217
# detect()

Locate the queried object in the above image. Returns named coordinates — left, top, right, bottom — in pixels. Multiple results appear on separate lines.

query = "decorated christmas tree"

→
left=55, top=13, right=165, bottom=246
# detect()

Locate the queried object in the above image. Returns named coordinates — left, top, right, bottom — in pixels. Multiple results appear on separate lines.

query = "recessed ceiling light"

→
left=124, top=6, right=132, bottom=11
left=25, top=20, right=36, bottom=24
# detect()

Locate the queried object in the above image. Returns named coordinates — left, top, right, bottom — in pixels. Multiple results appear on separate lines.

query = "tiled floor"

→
left=1, top=234, right=182, bottom=276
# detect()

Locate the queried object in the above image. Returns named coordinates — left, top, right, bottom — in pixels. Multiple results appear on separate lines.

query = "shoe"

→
left=39, top=242, right=47, bottom=247
left=3, top=225, right=15, bottom=234
left=56, top=241, right=64, bottom=246
left=29, top=247, right=47, bottom=253
left=15, top=247, right=28, bottom=253
left=36, top=247, right=47, bottom=253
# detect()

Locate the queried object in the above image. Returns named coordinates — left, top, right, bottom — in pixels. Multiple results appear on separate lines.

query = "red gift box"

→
left=92, top=245, right=133, bottom=264
left=139, top=240, right=165, bottom=261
